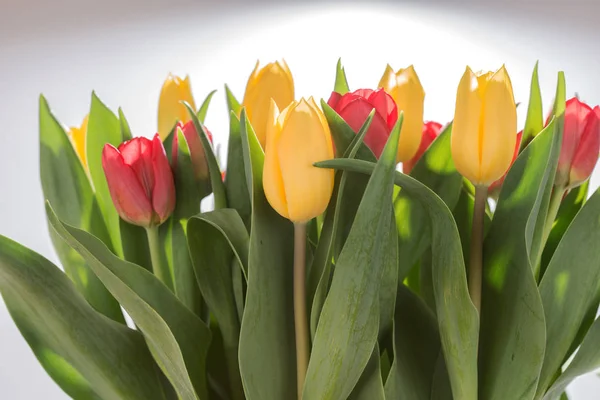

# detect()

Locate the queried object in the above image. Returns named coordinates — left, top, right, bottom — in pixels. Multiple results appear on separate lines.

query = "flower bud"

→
left=403, top=121, right=443, bottom=174
left=102, top=134, right=175, bottom=227
left=171, top=120, right=212, bottom=181
left=68, top=115, right=89, bottom=168
left=242, top=60, right=294, bottom=148
left=378, top=65, right=425, bottom=161
left=451, top=66, right=517, bottom=186
left=327, top=88, right=397, bottom=158
left=158, top=74, right=196, bottom=140
left=263, top=98, right=334, bottom=222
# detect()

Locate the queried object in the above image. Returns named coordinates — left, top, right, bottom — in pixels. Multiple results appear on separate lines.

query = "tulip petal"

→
left=480, top=66, right=517, bottom=185
left=570, top=106, right=600, bottom=187
left=337, top=97, right=390, bottom=158
left=368, top=88, right=398, bottom=131
left=559, top=98, right=594, bottom=179
left=327, top=91, right=342, bottom=110
left=394, top=66, right=425, bottom=161
left=377, top=64, right=396, bottom=93
left=158, top=74, right=196, bottom=139
left=120, top=137, right=155, bottom=198
left=403, top=121, right=443, bottom=174
left=277, top=99, right=334, bottom=222
left=68, top=115, right=89, bottom=167
left=263, top=99, right=289, bottom=219
left=102, top=144, right=153, bottom=226
left=308, top=97, right=334, bottom=158
left=452, top=67, right=483, bottom=184
left=151, top=134, right=176, bottom=224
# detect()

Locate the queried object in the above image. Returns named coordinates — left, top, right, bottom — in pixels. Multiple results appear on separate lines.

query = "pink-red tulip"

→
left=102, top=134, right=176, bottom=228
left=403, top=121, right=443, bottom=174
left=488, top=130, right=523, bottom=195
left=171, top=120, right=213, bottom=180
left=553, top=97, right=600, bottom=189
left=327, top=88, right=398, bottom=158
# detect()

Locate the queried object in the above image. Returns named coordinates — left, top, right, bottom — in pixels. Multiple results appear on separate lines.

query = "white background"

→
left=1, top=0, right=600, bottom=398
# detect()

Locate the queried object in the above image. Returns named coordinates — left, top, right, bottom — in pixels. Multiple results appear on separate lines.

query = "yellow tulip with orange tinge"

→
left=157, top=74, right=196, bottom=140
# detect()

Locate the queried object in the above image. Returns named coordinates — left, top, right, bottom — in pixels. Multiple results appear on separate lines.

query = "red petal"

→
left=151, top=134, right=176, bottom=224
left=327, top=92, right=342, bottom=109
left=570, top=106, right=600, bottom=186
left=182, top=121, right=210, bottom=180
left=120, top=137, right=155, bottom=198
left=368, top=88, right=398, bottom=131
left=403, top=121, right=444, bottom=174
left=102, top=144, right=153, bottom=226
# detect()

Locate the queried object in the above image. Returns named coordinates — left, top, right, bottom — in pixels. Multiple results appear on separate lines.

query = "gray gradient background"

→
left=1, top=0, right=600, bottom=398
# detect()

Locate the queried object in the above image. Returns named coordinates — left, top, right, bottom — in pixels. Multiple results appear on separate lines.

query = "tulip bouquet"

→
left=2, top=58, right=600, bottom=400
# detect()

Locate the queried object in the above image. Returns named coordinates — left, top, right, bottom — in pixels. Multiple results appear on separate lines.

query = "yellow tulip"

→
left=378, top=65, right=425, bottom=162
left=68, top=115, right=89, bottom=168
left=263, top=98, right=334, bottom=223
left=243, top=60, right=295, bottom=148
left=158, top=74, right=196, bottom=140
left=451, top=66, right=517, bottom=186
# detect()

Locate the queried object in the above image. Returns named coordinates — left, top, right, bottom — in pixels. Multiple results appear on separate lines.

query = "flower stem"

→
left=293, top=222, right=309, bottom=399
left=469, top=185, right=487, bottom=314
left=146, top=226, right=173, bottom=291
left=534, top=185, right=565, bottom=279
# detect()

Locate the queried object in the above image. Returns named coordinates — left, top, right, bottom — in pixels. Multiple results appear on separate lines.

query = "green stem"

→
left=468, top=185, right=487, bottom=314
left=293, top=222, right=309, bottom=399
left=146, top=226, right=173, bottom=291
left=534, top=185, right=565, bottom=279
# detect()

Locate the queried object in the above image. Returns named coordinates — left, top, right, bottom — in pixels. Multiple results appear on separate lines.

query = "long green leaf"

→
left=303, top=116, right=399, bottom=400
left=334, top=58, right=350, bottom=95
left=47, top=205, right=212, bottom=400
left=521, top=61, right=544, bottom=148
left=197, top=90, right=217, bottom=123
left=348, top=344, right=385, bottom=400
left=225, top=84, right=242, bottom=115
left=187, top=209, right=249, bottom=400
left=0, top=235, right=167, bottom=400
left=315, top=159, right=478, bottom=400
left=39, top=95, right=123, bottom=323
left=237, top=110, right=296, bottom=399
left=85, top=92, right=123, bottom=254
left=118, top=107, right=133, bottom=140
left=536, top=187, right=600, bottom=396
left=225, top=112, right=251, bottom=229
left=479, top=118, right=562, bottom=400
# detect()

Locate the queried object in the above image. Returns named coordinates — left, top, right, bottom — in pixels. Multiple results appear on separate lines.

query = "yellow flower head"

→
left=158, top=74, right=196, bottom=140
left=263, top=98, right=334, bottom=223
left=378, top=64, right=425, bottom=162
left=451, top=66, right=517, bottom=186
left=243, top=60, right=295, bottom=148
left=68, top=115, right=89, bottom=168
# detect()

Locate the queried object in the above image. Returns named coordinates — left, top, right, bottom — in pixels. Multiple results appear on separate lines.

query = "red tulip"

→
left=403, top=121, right=443, bottom=174
left=554, top=97, right=600, bottom=189
left=488, top=130, right=523, bottom=195
left=171, top=120, right=213, bottom=180
left=102, top=134, right=175, bottom=227
left=327, top=88, right=398, bottom=158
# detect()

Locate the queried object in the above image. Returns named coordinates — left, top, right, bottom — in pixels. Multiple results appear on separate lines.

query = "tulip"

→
left=171, top=120, right=213, bottom=181
left=451, top=66, right=517, bottom=186
left=242, top=60, right=295, bottom=148
left=263, top=98, right=334, bottom=223
left=158, top=74, right=196, bottom=140
left=102, top=134, right=175, bottom=228
left=403, top=121, right=443, bottom=174
left=68, top=115, right=89, bottom=168
left=378, top=65, right=425, bottom=161
left=554, top=97, right=600, bottom=189
left=488, top=130, right=522, bottom=196
left=327, top=88, right=398, bottom=158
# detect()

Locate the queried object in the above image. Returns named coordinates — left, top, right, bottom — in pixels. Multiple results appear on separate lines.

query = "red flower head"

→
left=102, top=134, right=175, bottom=227
left=171, top=120, right=213, bottom=181
left=327, top=88, right=398, bottom=158
left=403, top=121, right=443, bottom=174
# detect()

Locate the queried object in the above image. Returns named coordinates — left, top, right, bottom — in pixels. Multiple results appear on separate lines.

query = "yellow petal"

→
left=393, top=66, right=425, bottom=161
left=242, top=61, right=295, bottom=148
left=68, top=115, right=88, bottom=167
left=263, top=99, right=290, bottom=219
left=276, top=99, right=334, bottom=222
left=378, top=64, right=396, bottom=93
left=479, top=66, right=517, bottom=185
left=157, top=74, right=196, bottom=140
left=308, top=97, right=334, bottom=157
left=451, top=66, right=483, bottom=184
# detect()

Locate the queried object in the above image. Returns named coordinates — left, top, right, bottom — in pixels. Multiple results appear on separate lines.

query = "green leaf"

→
left=187, top=209, right=249, bottom=400
left=47, top=205, right=212, bottom=400
left=197, top=90, right=217, bottom=123
left=118, top=107, right=133, bottom=141
left=479, top=119, right=562, bottom=400
left=119, top=220, right=152, bottom=271
left=543, top=317, right=600, bottom=400
left=184, top=102, right=227, bottom=209
left=86, top=92, right=124, bottom=255
left=552, top=71, right=566, bottom=118
left=225, top=84, right=242, bottom=115
left=334, top=58, right=350, bottom=95
left=521, top=61, right=544, bottom=148
left=384, top=286, right=441, bottom=400
left=225, top=112, right=252, bottom=229
left=315, top=159, right=478, bottom=400
left=304, top=115, right=400, bottom=400
left=536, top=187, right=600, bottom=396
left=321, top=100, right=375, bottom=160
left=0, top=235, right=167, bottom=400
left=39, top=95, right=123, bottom=323
left=348, top=344, right=385, bottom=400
left=237, top=110, right=296, bottom=399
